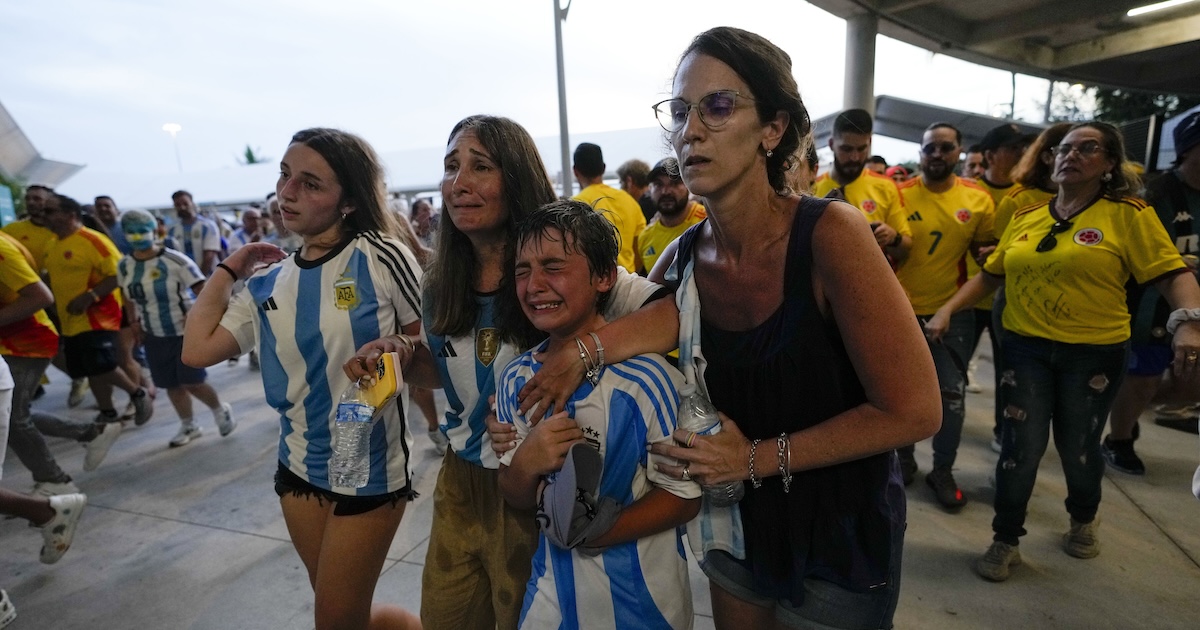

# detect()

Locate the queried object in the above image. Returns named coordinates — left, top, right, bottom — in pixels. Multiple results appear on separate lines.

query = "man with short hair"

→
left=812, top=109, right=912, bottom=264
left=962, top=145, right=986, bottom=180
left=616, top=159, right=656, bottom=224
left=227, top=208, right=263, bottom=254
left=894, top=122, right=996, bottom=509
left=866, top=155, right=889, bottom=175
left=634, top=158, right=707, bottom=275
left=3, top=186, right=57, bottom=273
left=93, top=196, right=131, bottom=255
left=167, top=190, right=221, bottom=276
left=572, top=143, right=646, bottom=274
left=41, top=194, right=152, bottom=426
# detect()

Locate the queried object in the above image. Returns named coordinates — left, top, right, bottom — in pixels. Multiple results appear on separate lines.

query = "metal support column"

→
left=843, top=12, right=878, bottom=115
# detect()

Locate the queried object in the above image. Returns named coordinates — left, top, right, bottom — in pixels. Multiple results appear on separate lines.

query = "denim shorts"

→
left=701, top=543, right=903, bottom=630
left=273, top=462, right=414, bottom=517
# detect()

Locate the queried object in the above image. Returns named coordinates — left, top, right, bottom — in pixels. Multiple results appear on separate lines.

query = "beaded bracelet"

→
left=777, top=433, right=793, bottom=494
left=748, top=438, right=763, bottom=489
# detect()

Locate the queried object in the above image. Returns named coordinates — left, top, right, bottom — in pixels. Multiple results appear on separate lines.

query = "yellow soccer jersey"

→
left=995, top=185, right=1055, bottom=239
left=811, top=170, right=910, bottom=237
left=2, top=219, right=55, bottom=273
left=575, top=183, right=647, bottom=274
left=637, top=201, right=707, bottom=273
left=984, top=196, right=1185, bottom=345
left=44, top=228, right=124, bottom=336
left=895, top=176, right=995, bottom=316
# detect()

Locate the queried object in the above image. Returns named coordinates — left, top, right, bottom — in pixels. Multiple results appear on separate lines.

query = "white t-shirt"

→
left=426, top=268, right=665, bottom=469
left=220, top=232, right=422, bottom=495
left=498, top=344, right=698, bottom=629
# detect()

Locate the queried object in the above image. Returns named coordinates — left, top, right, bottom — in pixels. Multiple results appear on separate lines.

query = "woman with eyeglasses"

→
left=644, top=27, right=940, bottom=629
left=925, top=121, right=1200, bottom=582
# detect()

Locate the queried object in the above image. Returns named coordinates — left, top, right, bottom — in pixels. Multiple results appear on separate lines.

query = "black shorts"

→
left=273, top=462, right=416, bottom=517
left=63, top=330, right=120, bottom=378
left=144, top=335, right=207, bottom=388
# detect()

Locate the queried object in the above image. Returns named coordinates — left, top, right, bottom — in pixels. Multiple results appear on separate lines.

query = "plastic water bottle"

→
left=677, top=384, right=744, bottom=507
left=329, top=379, right=375, bottom=488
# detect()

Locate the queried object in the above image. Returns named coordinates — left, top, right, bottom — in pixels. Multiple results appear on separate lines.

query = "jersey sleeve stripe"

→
left=362, top=232, right=421, bottom=316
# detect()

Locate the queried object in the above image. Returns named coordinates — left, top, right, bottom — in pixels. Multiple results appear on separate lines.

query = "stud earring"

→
left=1102, top=172, right=1112, bottom=183
left=765, top=148, right=774, bottom=158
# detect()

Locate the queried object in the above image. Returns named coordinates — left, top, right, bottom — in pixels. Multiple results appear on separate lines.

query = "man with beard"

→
left=634, top=158, right=707, bottom=275
left=962, top=145, right=986, bottom=180
left=813, top=109, right=911, bottom=265
left=3, top=186, right=58, bottom=273
left=894, top=122, right=996, bottom=508
left=166, top=190, right=221, bottom=276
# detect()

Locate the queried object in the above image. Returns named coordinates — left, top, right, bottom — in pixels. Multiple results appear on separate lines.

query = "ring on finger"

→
left=682, top=465, right=691, bottom=481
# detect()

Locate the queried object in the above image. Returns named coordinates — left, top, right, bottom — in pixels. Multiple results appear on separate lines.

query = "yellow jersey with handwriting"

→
left=895, top=176, right=995, bottom=316
left=983, top=196, right=1184, bottom=345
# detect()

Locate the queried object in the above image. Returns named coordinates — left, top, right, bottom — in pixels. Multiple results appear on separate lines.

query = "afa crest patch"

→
left=334, top=272, right=359, bottom=310
left=955, top=209, right=972, bottom=224
left=1073, top=228, right=1103, bottom=246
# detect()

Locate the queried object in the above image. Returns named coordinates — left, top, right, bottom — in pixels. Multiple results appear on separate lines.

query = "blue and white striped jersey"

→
left=498, top=344, right=699, bottom=630
left=167, top=217, right=222, bottom=268
left=117, top=248, right=205, bottom=338
left=425, top=268, right=666, bottom=470
left=220, top=232, right=422, bottom=495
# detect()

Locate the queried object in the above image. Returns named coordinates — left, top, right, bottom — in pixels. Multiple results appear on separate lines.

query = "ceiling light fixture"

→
left=1127, top=0, right=1196, bottom=17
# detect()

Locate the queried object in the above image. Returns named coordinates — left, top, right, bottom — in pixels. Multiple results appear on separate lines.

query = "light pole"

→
left=553, top=0, right=572, bottom=197
left=162, top=123, right=183, bottom=173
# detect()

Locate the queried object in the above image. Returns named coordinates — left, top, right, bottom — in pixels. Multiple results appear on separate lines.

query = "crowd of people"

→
left=3, top=23, right=1200, bottom=630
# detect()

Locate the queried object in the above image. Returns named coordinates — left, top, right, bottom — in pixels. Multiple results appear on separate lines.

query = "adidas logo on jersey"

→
left=437, top=342, right=458, bottom=358
left=907, top=211, right=922, bottom=222
left=261, top=297, right=279, bottom=311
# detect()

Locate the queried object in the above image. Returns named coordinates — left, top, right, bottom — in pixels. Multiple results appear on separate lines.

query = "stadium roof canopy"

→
left=808, top=0, right=1200, bottom=96
left=0, top=100, right=83, bottom=188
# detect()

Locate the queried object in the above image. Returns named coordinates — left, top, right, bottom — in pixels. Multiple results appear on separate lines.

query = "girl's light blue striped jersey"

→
left=220, top=232, right=422, bottom=495
left=117, top=248, right=204, bottom=338
left=498, top=344, right=699, bottom=630
left=425, top=268, right=666, bottom=470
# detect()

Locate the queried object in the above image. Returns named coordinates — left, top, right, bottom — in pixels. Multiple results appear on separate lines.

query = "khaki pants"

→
left=420, top=450, right=538, bottom=630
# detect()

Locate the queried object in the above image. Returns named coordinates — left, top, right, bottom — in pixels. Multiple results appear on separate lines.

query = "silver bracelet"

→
left=748, top=439, right=763, bottom=489
left=576, top=336, right=601, bottom=385
left=777, top=433, right=792, bottom=494
left=588, top=332, right=605, bottom=367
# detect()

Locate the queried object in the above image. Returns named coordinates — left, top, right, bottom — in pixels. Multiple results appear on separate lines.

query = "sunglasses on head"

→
left=1036, top=219, right=1073, bottom=253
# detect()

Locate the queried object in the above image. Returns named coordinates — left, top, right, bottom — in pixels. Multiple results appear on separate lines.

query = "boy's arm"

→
left=582, top=489, right=699, bottom=549
left=499, top=412, right=583, bottom=510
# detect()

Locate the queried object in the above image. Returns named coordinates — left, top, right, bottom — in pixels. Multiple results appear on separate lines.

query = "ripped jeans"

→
left=917, top=311, right=974, bottom=470
left=992, top=332, right=1128, bottom=545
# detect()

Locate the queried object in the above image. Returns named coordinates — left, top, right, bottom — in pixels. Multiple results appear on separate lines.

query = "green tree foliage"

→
left=1093, top=88, right=1200, bottom=123
left=237, top=145, right=270, bottom=165
left=0, top=170, right=25, bottom=216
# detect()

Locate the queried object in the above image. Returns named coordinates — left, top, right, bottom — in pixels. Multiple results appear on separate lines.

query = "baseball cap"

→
left=885, top=165, right=909, bottom=179
left=537, top=442, right=620, bottom=553
left=1173, top=111, right=1200, bottom=162
left=979, top=123, right=1033, bottom=152
left=647, top=158, right=681, bottom=182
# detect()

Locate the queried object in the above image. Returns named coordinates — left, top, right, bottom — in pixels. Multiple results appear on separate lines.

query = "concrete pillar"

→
left=844, top=12, right=878, bottom=116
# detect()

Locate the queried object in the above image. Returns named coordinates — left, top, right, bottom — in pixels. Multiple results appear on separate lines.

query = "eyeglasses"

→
left=1036, top=219, right=1073, bottom=253
left=921, top=142, right=958, bottom=156
left=652, top=90, right=755, bottom=133
left=1053, top=142, right=1106, bottom=158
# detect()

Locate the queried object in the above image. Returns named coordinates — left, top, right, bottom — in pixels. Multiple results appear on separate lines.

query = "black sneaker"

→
left=897, top=448, right=918, bottom=486
left=925, top=466, right=968, bottom=510
left=1101, top=435, right=1145, bottom=475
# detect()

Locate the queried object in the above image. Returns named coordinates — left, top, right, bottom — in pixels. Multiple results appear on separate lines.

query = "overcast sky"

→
left=3, top=0, right=1054, bottom=178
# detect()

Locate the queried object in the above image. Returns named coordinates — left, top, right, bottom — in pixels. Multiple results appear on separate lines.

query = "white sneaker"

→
left=214, top=403, right=237, bottom=437
left=31, top=480, right=81, bottom=497
left=37, top=493, right=87, bottom=564
left=169, top=424, right=201, bottom=447
left=68, top=378, right=89, bottom=408
left=83, top=422, right=123, bottom=472
left=0, top=589, right=16, bottom=628
left=428, top=429, right=449, bottom=456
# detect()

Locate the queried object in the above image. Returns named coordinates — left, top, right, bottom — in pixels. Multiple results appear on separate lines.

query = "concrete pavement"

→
left=2, top=347, right=1199, bottom=629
